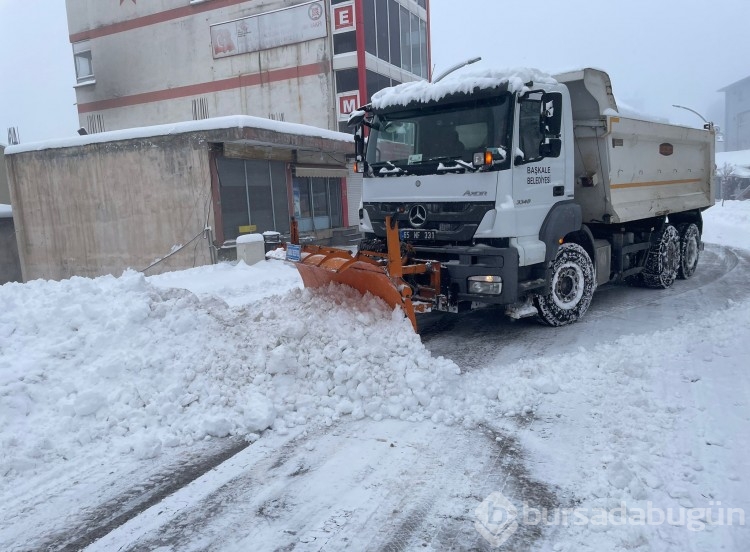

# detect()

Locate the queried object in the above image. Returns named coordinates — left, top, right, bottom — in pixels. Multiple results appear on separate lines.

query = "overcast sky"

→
left=0, top=0, right=746, bottom=144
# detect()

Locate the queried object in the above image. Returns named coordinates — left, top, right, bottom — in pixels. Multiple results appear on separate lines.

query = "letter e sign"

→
left=333, top=3, right=355, bottom=32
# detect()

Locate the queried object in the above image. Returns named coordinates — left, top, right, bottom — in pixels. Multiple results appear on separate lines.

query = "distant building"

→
left=65, top=0, right=431, bottom=134
left=720, top=75, right=750, bottom=152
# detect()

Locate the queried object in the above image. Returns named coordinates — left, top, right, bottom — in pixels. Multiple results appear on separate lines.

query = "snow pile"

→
left=148, top=258, right=301, bottom=307
left=0, top=268, right=486, bottom=480
left=703, top=200, right=750, bottom=250
left=371, top=67, right=557, bottom=109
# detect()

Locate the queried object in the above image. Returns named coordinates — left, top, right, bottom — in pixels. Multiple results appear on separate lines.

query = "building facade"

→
left=720, top=75, right=750, bottom=152
left=66, top=0, right=431, bottom=135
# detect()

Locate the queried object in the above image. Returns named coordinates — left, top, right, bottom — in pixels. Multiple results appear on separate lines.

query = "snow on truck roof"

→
left=370, top=67, right=558, bottom=110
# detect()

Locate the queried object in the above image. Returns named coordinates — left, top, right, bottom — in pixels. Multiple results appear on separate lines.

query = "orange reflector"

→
left=558, top=238, right=564, bottom=244
left=485, top=150, right=493, bottom=165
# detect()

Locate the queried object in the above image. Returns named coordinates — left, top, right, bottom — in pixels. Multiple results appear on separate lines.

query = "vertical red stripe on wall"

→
left=354, top=0, right=367, bottom=103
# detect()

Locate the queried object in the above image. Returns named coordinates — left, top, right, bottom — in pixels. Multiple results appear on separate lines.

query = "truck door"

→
left=511, top=92, right=566, bottom=262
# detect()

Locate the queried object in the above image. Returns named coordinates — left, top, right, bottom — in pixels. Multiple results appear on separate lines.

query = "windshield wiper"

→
left=434, top=157, right=478, bottom=173
left=374, top=161, right=410, bottom=176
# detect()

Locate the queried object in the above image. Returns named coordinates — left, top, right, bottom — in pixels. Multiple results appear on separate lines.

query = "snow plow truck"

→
left=287, top=67, right=715, bottom=331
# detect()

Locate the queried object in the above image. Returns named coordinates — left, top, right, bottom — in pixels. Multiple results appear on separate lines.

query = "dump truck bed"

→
left=556, top=68, right=715, bottom=224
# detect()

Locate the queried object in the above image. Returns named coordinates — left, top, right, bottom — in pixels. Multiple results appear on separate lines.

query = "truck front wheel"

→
left=642, top=224, right=680, bottom=289
left=677, top=223, right=700, bottom=279
left=534, top=242, right=595, bottom=326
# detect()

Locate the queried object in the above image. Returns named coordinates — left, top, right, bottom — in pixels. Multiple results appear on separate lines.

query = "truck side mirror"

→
left=348, top=110, right=366, bottom=128
left=541, top=92, right=563, bottom=136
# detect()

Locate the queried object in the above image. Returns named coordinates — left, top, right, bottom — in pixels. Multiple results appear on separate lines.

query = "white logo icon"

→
left=474, top=491, right=519, bottom=547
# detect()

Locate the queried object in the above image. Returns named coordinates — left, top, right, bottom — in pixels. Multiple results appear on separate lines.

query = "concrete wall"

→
left=0, top=217, right=22, bottom=284
left=66, top=0, right=335, bottom=133
left=0, top=145, right=9, bottom=205
left=6, top=134, right=215, bottom=281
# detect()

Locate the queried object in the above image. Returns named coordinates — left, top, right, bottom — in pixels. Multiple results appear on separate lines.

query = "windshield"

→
left=365, top=93, right=512, bottom=175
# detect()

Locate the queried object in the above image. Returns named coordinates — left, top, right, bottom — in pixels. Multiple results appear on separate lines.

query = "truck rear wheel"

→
left=534, top=242, right=595, bottom=326
left=677, top=223, right=700, bottom=279
left=642, top=224, right=680, bottom=289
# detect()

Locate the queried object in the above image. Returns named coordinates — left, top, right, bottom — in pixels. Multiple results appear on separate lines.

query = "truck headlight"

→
left=468, top=276, right=502, bottom=295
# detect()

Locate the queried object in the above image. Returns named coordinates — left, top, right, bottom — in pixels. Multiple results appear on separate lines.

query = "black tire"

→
left=642, top=224, right=680, bottom=289
left=677, top=223, right=700, bottom=280
left=534, top=243, right=596, bottom=326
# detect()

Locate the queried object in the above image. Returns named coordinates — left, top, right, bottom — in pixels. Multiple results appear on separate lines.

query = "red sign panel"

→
left=338, top=92, right=360, bottom=121
left=333, top=2, right=355, bottom=33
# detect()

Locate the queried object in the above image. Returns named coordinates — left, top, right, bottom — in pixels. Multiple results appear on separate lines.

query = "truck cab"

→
left=354, top=73, right=578, bottom=314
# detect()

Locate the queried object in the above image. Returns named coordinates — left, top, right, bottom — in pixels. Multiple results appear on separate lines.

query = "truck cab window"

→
left=519, top=99, right=544, bottom=163
left=366, top=93, right=512, bottom=173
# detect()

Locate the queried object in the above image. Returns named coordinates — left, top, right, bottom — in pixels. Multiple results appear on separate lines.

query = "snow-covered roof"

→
left=716, top=149, right=750, bottom=179
left=370, top=67, right=557, bottom=110
left=4, top=115, right=354, bottom=155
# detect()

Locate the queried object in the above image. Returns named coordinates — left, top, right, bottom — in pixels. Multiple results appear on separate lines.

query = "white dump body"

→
left=556, top=69, right=715, bottom=224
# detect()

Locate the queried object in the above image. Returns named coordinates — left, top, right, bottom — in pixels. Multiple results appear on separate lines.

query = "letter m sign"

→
left=337, top=92, right=360, bottom=121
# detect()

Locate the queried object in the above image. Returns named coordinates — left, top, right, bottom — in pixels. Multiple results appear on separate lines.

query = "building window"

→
left=419, top=18, right=428, bottom=78
left=388, top=0, right=401, bottom=69
left=333, top=31, right=357, bottom=54
left=366, top=70, right=393, bottom=101
left=73, top=41, right=94, bottom=82
left=410, top=12, right=421, bottom=78
left=293, top=177, right=343, bottom=232
left=335, top=69, right=359, bottom=94
left=363, top=0, right=376, bottom=55
left=216, top=158, right=289, bottom=241
left=399, top=6, right=411, bottom=74
left=375, top=0, right=390, bottom=63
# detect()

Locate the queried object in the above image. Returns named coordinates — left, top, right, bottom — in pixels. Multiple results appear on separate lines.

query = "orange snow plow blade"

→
left=288, top=217, right=441, bottom=331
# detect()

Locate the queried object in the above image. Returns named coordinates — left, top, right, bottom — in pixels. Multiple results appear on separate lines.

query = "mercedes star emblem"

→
left=408, top=204, right=427, bottom=228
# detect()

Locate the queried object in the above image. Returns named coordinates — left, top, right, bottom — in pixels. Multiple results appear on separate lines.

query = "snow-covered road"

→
left=2, top=202, right=749, bottom=551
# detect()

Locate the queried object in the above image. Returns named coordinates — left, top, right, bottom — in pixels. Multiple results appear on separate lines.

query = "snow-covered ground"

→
left=2, top=202, right=749, bottom=551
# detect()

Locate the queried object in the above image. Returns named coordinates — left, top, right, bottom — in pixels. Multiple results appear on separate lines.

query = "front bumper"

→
left=414, top=243, right=520, bottom=305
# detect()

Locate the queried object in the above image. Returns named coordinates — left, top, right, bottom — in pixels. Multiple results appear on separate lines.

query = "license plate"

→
left=399, top=229, right=436, bottom=241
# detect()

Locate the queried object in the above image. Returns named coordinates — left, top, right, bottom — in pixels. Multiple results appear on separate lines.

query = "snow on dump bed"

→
left=371, top=67, right=558, bottom=109
left=0, top=269, right=490, bottom=479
